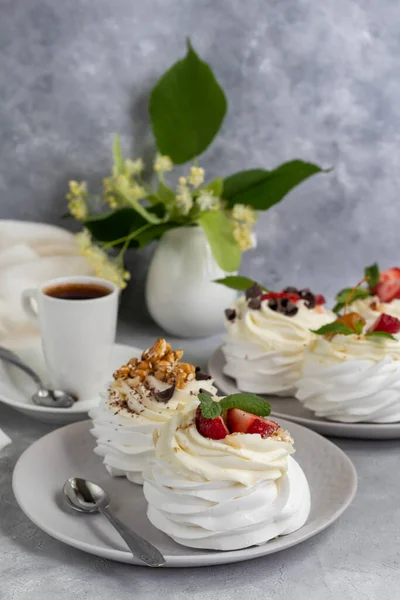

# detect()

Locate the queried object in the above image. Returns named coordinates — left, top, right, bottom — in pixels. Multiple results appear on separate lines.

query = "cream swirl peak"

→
left=89, top=338, right=217, bottom=484
left=222, top=284, right=334, bottom=395
left=143, top=397, right=311, bottom=550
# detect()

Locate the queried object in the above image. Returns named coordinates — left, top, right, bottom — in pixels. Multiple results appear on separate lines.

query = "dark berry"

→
left=268, top=298, right=278, bottom=311
left=299, top=288, right=311, bottom=298
left=303, top=293, right=316, bottom=309
left=248, top=297, right=262, bottom=310
left=285, top=302, right=298, bottom=317
left=279, top=297, right=289, bottom=309
left=283, top=286, right=298, bottom=294
left=245, top=284, right=262, bottom=299
left=225, top=308, right=236, bottom=321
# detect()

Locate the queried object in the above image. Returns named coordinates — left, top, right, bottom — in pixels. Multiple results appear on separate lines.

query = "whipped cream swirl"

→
left=143, top=402, right=311, bottom=550
left=90, top=376, right=217, bottom=484
left=351, top=296, right=400, bottom=325
left=223, top=297, right=334, bottom=395
left=296, top=335, right=400, bottom=422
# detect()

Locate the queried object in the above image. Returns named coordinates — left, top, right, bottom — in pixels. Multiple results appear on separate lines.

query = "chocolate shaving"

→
left=154, top=384, right=176, bottom=403
left=195, top=370, right=212, bottom=381
left=245, top=283, right=262, bottom=299
left=225, top=308, right=236, bottom=321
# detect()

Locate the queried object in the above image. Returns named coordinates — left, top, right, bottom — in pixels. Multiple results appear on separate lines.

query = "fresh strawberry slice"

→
left=196, top=407, right=229, bottom=440
left=380, top=267, right=400, bottom=282
left=261, top=292, right=300, bottom=303
left=374, top=280, right=400, bottom=303
left=368, top=314, right=400, bottom=335
left=315, top=294, right=326, bottom=305
left=227, top=408, right=280, bottom=438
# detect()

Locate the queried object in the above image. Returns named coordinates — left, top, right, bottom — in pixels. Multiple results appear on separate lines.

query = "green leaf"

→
left=365, top=331, right=396, bottom=341
left=311, top=321, right=355, bottom=336
left=354, top=320, right=364, bottom=335
left=333, top=287, right=371, bottom=314
left=224, top=160, right=329, bottom=210
left=198, top=393, right=221, bottom=419
left=202, top=177, right=223, bottom=197
left=198, top=211, right=241, bottom=272
left=112, top=134, right=125, bottom=175
left=219, top=394, right=271, bottom=417
left=214, top=275, right=267, bottom=292
left=149, top=38, right=227, bottom=164
left=198, top=392, right=271, bottom=419
left=365, top=263, right=380, bottom=290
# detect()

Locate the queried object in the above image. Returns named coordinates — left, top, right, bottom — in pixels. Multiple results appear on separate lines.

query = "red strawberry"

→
left=227, top=408, right=280, bottom=438
left=380, top=267, right=400, bottom=282
left=261, top=292, right=300, bottom=303
left=368, top=314, right=400, bottom=335
left=374, top=280, right=400, bottom=303
left=315, top=294, right=326, bottom=305
left=196, top=407, right=229, bottom=440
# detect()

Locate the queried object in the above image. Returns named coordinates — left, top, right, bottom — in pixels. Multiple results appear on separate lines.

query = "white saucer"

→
left=0, top=342, right=142, bottom=424
left=12, top=419, right=357, bottom=567
left=209, top=347, right=400, bottom=440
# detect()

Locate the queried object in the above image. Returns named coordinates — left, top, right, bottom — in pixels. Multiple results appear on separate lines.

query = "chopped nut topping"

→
left=113, top=338, right=195, bottom=390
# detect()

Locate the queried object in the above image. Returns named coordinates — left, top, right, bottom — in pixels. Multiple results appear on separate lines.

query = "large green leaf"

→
left=214, top=275, right=267, bottom=291
left=198, top=212, right=241, bottom=273
left=224, top=160, right=328, bottom=210
left=149, top=39, right=227, bottom=164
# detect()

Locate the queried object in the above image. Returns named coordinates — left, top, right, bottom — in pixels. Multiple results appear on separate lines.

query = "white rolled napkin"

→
left=0, top=428, right=11, bottom=452
left=0, top=220, right=93, bottom=348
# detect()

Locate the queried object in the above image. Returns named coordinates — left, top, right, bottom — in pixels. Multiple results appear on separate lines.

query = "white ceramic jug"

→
left=145, top=226, right=237, bottom=338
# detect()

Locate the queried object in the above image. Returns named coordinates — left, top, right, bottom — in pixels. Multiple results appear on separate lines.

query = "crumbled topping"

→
left=113, top=338, right=196, bottom=391
left=269, top=428, right=294, bottom=444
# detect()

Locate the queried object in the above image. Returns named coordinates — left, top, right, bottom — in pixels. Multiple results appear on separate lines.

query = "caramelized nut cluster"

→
left=113, top=338, right=196, bottom=390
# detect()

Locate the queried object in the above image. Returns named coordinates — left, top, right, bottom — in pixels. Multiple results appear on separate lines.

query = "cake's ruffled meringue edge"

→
left=296, top=335, right=400, bottom=423
left=143, top=401, right=311, bottom=550
left=222, top=297, right=335, bottom=395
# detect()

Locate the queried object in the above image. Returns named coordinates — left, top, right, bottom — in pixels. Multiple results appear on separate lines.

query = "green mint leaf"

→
left=149, top=38, right=227, bottom=164
left=219, top=393, right=271, bottom=417
left=198, top=393, right=221, bottom=419
left=333, top=302, right=344, bottom=315
left=364, top=263, right=380, bottom=290
left=112, top=134, right=125, bottom=175
left=214, top=276, right=268, bottom=292
left=365, top=331, right=396, bottom=341
left=198, top=211, right=241, bottom=272
left=334, top=287, right=370, bottom=307
left=311, top=322, right=355, bottom=336
left=223, top=161, right=330, bottom=211
left=354, top=320, right=364, bottom=335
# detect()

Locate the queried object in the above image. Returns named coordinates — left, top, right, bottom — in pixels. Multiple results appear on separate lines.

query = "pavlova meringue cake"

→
left=296, top=311, right=400, bottom=423
left=222, top=282, right=334, bottom=395
left=89, top=338, right=217, bottom=484
left=334, top=263, right=400, bottom=325
left=143, top=392, right=310, bottom=550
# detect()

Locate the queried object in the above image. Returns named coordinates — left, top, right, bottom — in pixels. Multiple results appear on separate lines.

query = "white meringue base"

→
left=222, top=340, right=299, bottom=395
left=296, top=356, right=400, bottom=423
left=143, top=456, right=310, bottom=551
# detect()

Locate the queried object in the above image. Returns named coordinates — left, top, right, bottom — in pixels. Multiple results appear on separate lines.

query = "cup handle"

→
left=21, top=288, right=39, bottom=324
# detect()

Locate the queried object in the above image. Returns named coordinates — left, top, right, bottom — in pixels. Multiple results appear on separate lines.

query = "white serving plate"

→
left=12, top=419, right=357, bottom=567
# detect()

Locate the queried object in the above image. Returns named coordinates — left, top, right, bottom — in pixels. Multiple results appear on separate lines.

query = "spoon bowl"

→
left=63, top=477, right=166, bottom=567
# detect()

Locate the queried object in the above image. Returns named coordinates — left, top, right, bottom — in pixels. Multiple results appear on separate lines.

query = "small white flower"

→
left=176, top=181, right=193, bottom=215
left=154, top=153, right=173, bottom=173
left=188, top=166, right=205, bottom=188
left=196, top=190, right=215, bottom=212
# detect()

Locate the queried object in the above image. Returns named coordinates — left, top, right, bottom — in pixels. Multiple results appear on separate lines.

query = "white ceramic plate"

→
left=209, top=347, right=400, bottom=440
left=12, top=419, right=357, bottom=568
left=0, top=342, right=142, bottom=424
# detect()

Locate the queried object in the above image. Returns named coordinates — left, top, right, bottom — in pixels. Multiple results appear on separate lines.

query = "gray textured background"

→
left=2, top=0, right=399, bottom=303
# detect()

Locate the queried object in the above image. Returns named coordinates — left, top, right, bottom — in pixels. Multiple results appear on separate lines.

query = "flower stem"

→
left=103, top=223, right=153, bottom=248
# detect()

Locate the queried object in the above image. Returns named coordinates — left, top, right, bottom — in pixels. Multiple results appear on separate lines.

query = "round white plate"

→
left=0, top=342, right=141, bottom=424
left=12, top=419, right=357, bottom=567
left=209, top=347, right=400, bottom=440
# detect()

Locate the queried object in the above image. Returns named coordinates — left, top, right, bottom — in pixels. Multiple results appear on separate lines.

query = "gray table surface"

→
left=1, top=320, right=400, bottom=600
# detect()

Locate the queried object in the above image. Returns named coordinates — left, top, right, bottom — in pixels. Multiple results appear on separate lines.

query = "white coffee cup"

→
left=21, top=276, right=119, bottom=400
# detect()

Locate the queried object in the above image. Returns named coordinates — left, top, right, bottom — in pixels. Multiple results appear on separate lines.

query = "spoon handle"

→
left=0, top=346, right=44, bottom=389
left=99, top=506, right=166, bottom=567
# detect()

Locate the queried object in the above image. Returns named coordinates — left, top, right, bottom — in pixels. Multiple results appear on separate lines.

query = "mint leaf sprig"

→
left=198, top=392, right=271, bottom=419
left=333, top=263, right=380, bottom=314
left=311, top=320, right=396, bottom=340
left=365, top=263, right=380, bottom=291
left=365, top=331, right=396, bottom=341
